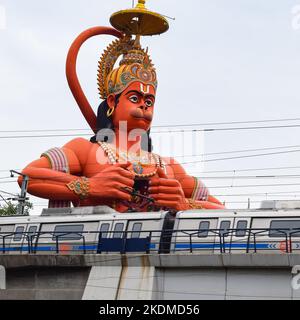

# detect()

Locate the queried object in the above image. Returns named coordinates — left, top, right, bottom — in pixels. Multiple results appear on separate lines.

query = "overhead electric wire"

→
left=1, top=116, right=300, bottom=133
left=3, top=173, right=300, bottom=181
left=0, top=189, right=18, bottom=196
left=0, top=176, right=12, bottom=180
left=202, top=165, right=300, bottom=174
left=153, top=117, right=300, bottom=128
left=2, top=164, right=300, bottom=175
left=208, top=182, right=300, bottom=189
left=173, top=144, right=300, bottom=158
left=0, top=181, right=17, bottom=184
left=4, top=170, right=300, bottom=184
left=0, top=193, right=10, bottom=205
left=199, top=174, right=300, bottom=179
left=1, top=124, right=300, bottom=139
left=181, top=149, right=300, bottom=164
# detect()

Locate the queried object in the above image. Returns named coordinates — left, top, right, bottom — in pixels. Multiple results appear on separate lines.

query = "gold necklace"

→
left=98, top=142, right=163, bottom=178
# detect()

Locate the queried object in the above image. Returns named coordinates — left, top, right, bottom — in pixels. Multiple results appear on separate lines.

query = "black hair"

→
left=90, top=94, right=153, bottom=152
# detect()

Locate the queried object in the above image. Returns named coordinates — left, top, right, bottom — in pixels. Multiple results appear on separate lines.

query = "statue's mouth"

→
left=132, top=115, right=152, bottom=123
left=130, top=109, right=153, bottom=122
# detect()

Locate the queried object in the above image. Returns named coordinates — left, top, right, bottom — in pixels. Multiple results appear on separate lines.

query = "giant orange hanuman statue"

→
left=19, top=1, right=225, bottom=212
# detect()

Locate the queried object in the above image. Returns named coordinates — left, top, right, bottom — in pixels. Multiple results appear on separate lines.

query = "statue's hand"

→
left=149, top=168, right=189, bottom=211
left=89, top=163, right=135, bottom=201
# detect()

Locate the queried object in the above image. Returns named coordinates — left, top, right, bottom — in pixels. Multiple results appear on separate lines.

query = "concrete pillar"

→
left=117, top=266, right=155, bottom=300
left=82, top=266, right=122, bottom=300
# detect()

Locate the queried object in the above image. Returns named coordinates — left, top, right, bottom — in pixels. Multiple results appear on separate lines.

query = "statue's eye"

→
left=129, top=95, right=139, bottom=103
left=145, top=99, right=153, bottom=107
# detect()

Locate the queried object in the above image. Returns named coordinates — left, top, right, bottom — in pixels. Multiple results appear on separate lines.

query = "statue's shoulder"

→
left=62, top=138, right=94, bottom=157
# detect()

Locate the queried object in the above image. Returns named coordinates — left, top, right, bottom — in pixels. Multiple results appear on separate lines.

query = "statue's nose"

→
left=139, top=105, right=148, bottom=111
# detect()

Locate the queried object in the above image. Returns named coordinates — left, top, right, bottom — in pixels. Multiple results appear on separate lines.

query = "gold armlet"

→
left=67, top=177, right=90, bottom=200
left=187, top=199, right=203, bottom=209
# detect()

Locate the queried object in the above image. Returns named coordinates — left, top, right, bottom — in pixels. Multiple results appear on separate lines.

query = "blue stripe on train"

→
left=0, top=243, right=280, bottom=252
left=0, top=243, right=157, bottom=252
left=175, top=243, right=270, bottom=249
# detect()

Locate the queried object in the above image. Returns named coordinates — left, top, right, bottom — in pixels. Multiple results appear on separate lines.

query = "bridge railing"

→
left=0, top=228, right=300, bottom=254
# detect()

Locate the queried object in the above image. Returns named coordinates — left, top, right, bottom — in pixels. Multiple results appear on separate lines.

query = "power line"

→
left=200, top=174, right=300, bottom=180
left=0, top=194, right=9, bottom=205
left=1, top=117, right=300, bottom=133
left=153, top=117, right=300, bottom=127
left=181, top=149, right=300, bottom=164
left=1, top=124, right=300, bottom=140
left=1, top=164, right=300, bottom=175
left=209, top=182, right=300, bottom=189
left=1, top=149, right=299, bottom=178
left=3, top=173, right=300, bottom=181
left=0, top=189, right=18, bottom=196
left=0, top=181, right=17, bottom=184
left=174, top=144, right=300, bottom=158
left=4, top=171, right=300, bottom=185
left=202, top=165, right=300, bottom=174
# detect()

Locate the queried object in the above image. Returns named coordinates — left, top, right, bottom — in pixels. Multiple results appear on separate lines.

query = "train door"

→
left=111, top=220, right=128, bottom=239
left=127, top=219, right=162, bottom=253
left=98, top=219, right=130, bottom=253
left=214, top=218, right=235, bottom=253
left=98, top=221, right=112, bottom=239
left=25, top=224, right=40, bottom=253
left=230, top=218, right=251, bottom=253
left=193, top=218, right=219, bottom=254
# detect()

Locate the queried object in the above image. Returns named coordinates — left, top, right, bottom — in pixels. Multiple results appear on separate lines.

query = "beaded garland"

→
left=98, top=141, right=163, bottom=178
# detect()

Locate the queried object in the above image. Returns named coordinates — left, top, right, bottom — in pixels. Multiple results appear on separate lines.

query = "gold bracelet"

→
left=67, top=177, right=90, bottom=200
left=187, top=199, right=203, bottom=209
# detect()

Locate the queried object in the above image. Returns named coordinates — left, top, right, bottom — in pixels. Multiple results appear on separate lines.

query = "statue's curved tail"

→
left=66, top=27, right=123, bottom=133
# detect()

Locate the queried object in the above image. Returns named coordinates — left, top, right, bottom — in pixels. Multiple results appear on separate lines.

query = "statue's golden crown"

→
left=97, top=37, right=157, bottom=99
left=97, top=0, right=169, bottom=100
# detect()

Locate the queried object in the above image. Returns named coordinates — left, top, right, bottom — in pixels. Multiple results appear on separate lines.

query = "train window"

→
left=28, top=226, right=37, bottom=237
left=220, top=221, right=231, bottom=237
left=269, top=220, right=300, bottom=238
left=198, top=221, right=210, bottom=238
left=14, top=226, right=25, bottom=241
left=100, top=223, right=110, bottom=238
left=113, top=223, right=124, bottom=238
left=52, top=224, right=84, bottom=241
left=131, top=223, right=142, bottom=238
left=236, top=221, right=248, bottom=237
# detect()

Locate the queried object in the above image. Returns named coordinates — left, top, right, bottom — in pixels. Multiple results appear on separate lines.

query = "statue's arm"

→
left=168, top=158, right=225, bottom=209
left=19, top=138, right=134, bottom=202
left=18, top=138, right=90, bottom=201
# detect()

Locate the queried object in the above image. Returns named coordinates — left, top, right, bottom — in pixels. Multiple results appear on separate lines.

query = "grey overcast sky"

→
left=0, top=0, right=300, bottom=214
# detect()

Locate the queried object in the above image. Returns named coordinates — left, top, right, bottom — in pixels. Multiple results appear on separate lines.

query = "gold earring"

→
left=107, top=106, right=115, bottom=117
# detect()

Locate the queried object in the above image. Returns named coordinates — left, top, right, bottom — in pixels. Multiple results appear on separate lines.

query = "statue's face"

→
left=108, top=81, right=156, bottom=132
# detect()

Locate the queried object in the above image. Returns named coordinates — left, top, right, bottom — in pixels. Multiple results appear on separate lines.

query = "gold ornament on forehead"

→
left=97, top=0, right=169, bottom=100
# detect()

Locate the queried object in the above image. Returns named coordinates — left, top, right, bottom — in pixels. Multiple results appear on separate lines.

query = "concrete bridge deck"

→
left=0, top=253, right=300, bottom=300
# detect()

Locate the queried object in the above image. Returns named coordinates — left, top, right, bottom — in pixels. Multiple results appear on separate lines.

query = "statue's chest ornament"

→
left=98, top=142, right=165, bottom=178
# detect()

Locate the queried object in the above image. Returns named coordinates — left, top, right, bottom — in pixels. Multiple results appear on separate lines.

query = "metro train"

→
left=1, top=201, right=300, bottom=254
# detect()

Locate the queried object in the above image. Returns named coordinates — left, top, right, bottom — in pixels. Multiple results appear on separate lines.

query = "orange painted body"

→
left=19, top=27, right=225, bottom=212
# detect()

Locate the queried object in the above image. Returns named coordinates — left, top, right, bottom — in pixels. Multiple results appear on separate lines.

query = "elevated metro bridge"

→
left=1, top=202, right=300, bottom=299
